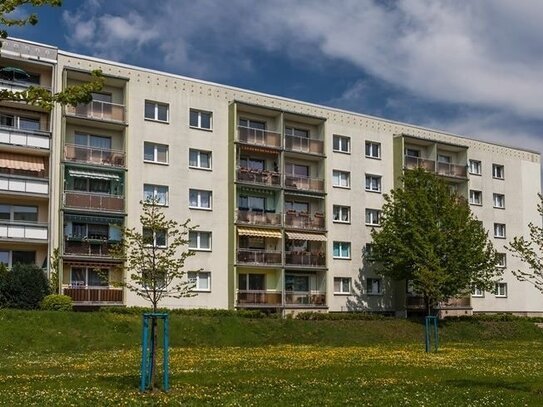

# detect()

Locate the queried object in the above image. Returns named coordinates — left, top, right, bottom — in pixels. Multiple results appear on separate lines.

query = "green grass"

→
left=1, top=310, right=543, bottom=406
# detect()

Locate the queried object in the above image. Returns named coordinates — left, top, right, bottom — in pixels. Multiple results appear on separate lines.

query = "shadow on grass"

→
left=445, top=378, right=534, bottom=393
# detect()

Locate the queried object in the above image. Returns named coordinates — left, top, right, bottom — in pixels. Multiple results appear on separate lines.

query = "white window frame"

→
left=189, top=109, right=213, bottom=130
left=469, top=159, right=482, bottom=175
left=493, top=193, right=505, bottom=209
left=495, top=282, right=507, bottom=298
left=365, top=174, right=382, bottom=193
left=189, top=231, right=212, bottom=251
left=472, top=286, right=484, bottom=297
left=189, top=149, right=212, bottom=170
left=189, top=189, right=212, bottom=210
left=333, top=135, right=351, bottom=154
left=333, top=241, right=351, bottom=259
left=143, top=184, right=169, bottom=206
left=333, top=277, right=352, bottom=295
left=70, top=266, right=110, bottom=288
left=0, top=250, right=36, bottom=267
left=365, top=209, right=381, bottom=226
left=144, top=100, right=169, bottom=123
left=365, top=141, right=381, bottom=159
left=494, top=223, right=506, bottom=239
left=492, top=164, right=504, bottom=179
left=143, top=142, right=169, bottom=164
left=143, top=228, right=167, bottom=248
left=496, top=253, right=507, bottom=268
left=469, top=190, right=482, bottom=206
left=188, top=271, right=211, bottom=292
left=366, top=278, right=382, bottom=295
left=332, top=170, right=350, bottom=188
left=332, top=205, right=351, bottom=224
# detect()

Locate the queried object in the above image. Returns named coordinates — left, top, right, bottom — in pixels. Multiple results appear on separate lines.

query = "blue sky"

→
left=8, top=0, right=543, bottom=156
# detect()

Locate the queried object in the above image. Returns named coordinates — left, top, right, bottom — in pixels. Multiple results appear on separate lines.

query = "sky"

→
left=8, top=0, right=543, bottom=158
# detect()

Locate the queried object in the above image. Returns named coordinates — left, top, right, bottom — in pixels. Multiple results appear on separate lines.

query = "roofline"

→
left=53, top=49, right=539, bottom=156
left=3, top=37, right=58, bottom=51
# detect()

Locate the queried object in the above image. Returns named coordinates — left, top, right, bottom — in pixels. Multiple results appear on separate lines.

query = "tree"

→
left=369, top=167, right=500, bottom=315
left=111, top=200, right=197, bottom=390
left=507, top=194, right=543, bottom=293
left=0, top=0, right=104, bottom=109
left=0, top=263, right=50, bottom=309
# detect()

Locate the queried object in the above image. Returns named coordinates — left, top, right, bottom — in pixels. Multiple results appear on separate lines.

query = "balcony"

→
left=236, top=168, right=281, bottom=187
left=0, top=174, right=48, bottom=195
left=236, top=210, right=282, bottom=226
left=285, top=251, right=326, bottom=267
left=236, top=290, right=282, bottom=306
left=64, top=238, right=117, bottom=257
left=0, top=125, right=50, bottom=150
left=284, top=135, right=324, bottom=155
left=436, top=162, right=468, bottom=179
left=284, top=175, right=325, bottom=193
left=284, top=291, right=326, bottom=306
left=65, top=101, right=126, bottom=124
left=0, top=221, right=48, bottom=240
left=439, top=297, right=471, bottom=308
left=237, top=126, right=281, bottom=148
left=237, top=249, right=282, bottom=266
left=64, top=144, right=125, bottom=168
left=404, top=155, right=435, bottom=172
left=0, top=78, right=45, bottom=93
left=63, top=287, right=123, bottom=304
left=63, top=191, right=125, bottom=213
left=284, top=211, right=325, bottom=231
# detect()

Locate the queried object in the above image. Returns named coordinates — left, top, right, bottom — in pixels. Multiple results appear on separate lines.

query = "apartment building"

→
left=1, top=38, right=542, bottom=315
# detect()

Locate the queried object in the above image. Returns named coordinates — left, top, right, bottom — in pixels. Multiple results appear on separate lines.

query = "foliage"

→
left=370, top=168, right=500, bottom=312
left=0, top=0, right=61, bottom=40
left=507, top=193, right=543, bottom=293
left=100, top=306, right=269, bottom=318
left=48, top=247, right=60, bottom=294
left=0, top=263, right=50, bottom=309
left=40, top=294, right=72, bottom=311
left=295, top=311, right=386, bottom=320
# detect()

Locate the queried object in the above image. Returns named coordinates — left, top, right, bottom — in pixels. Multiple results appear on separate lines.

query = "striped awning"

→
left=238, top=227, right=282, bottom=238
left=283, top=191, right=325, bottom=199
left=286, top=232, right=327, bottom=241
left=239, top=145, right=279, bottom=154
left=64, top=213, right=124, bottom=225
left=68, top=169, right=120, bottom=181
left=0, top=152, right=45, bottom=171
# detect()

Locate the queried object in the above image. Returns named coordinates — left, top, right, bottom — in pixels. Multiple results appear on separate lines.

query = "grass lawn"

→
left=1, top=311, right=543, bottom=406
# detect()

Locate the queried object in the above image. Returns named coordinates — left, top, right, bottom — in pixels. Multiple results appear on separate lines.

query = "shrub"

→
left=100, top=307, right=269, bottom=318
left=0, top=263, right=50, bottom=309
left=40, top=294, right=73, bottom=311
left=295, top=312, right=386, bottom=321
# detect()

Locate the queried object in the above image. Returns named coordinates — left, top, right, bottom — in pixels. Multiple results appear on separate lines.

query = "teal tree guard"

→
left=424, top=315, right=439, bottom=352
left=140, top=313, right=170, bottom=392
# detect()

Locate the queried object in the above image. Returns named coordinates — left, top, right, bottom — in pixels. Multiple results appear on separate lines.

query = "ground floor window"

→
left=70, top=267, right=109, bottom=287
left=334, top=277, right=351, bottom=294
left=285, top=274, right=309, bottom=292
left=238, top=273, right=265, bottom=291
left=188, top=271, right=211, bottom=292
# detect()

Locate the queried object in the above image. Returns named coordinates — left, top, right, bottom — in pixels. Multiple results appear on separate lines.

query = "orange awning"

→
left=0, top=152, right=45, bottom=172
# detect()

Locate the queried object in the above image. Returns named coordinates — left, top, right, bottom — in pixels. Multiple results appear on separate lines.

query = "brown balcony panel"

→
left=236, top=168, right=281, bottom=186
left=284, top=176, right=324, bottom=193
left=406, top=296, right=426, bottom=308
left=237, top=249, right=282, bottom=265
left=66, top=101, right=126, bottom=123
left=284, top=292, right=326, bottom=306
left=64, top=144, right=125, bottom=168
left=237, top=127, right=281, bottom=148
left=237, top=291, right=282, bottom=305
left=284, top=213, right=325, bottom=230
left=237, top=210, right=282, bottom=226
left=436, top=163, right=467, bottom=178
left=64, top=287, right=123, bottom=303
left=405, top=156, right=435, bottom=172
left=285, top=136, right=324, bottom=155
left=64, top=239, right=114, bottom=257
left=64, top=192, right=125, bottom=212
left=440, top=297, right=471, bottom=308
left=285, top=252, right=326, bottom=267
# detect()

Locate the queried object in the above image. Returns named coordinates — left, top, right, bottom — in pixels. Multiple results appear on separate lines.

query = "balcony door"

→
left=238, top=273, right=265, bottom=291
left=74, top=133, right=112, bottom=164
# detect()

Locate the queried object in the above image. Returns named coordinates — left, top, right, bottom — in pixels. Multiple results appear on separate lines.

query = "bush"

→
left=100, top=306, right=270, bottom=318
left=40, top=294, right=73, bottom=311
left=0, top=263, right=50, bottom=309
left=295, top=312, right=386, bottom=321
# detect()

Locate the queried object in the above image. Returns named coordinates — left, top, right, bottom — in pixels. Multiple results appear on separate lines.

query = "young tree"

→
left=370, top=167, right=500, bottom=315
left=507, top=194, right=543, bottom=293
left=111, top=200, right=197, bottom=390
left=0, top=0, right=104, bottom=109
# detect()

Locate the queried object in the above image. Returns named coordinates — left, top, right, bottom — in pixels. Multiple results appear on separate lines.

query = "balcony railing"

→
left=236, top=210, right=282, bottom=226
left=0, top=174, right=48, bottom=195
left=237, top=249, right=282, bottom=266
left=284, top=135, right=324, bottom=155
left=0, top=78, right=46, bottom=93
left=284, top=291, right=326, bottom=306
left=284, top=175, right=324, bottom=193
left=237, top=168, right=281, bottom=186
left=64, top=144, right=125, bottom=168
left=404, top=155, right=435, bottom=172
left=63, top=287, right=123, bottom=303
left=65, top=101, right=126, bottom=123
left=439, top=297, right=471, bottom=308
left=436, top=162, right=468, bottom=179
left=64, top=238, right=117, bottom=257
left=0, top=221, right=48, bottom=240
left=284, top=212, right=325, bottom=230
left=236, top=290, right=282, bottom=306
left=64, top=191, right=125, bottom=212
left=285, top=251, right=326, bottom=267
left=237, top=126, right=281, bottom=148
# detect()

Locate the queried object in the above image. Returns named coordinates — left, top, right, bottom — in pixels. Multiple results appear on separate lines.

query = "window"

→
left=285, top=126, right=309, bottom=139
left=189, top=231, right=211, bottom=250
left=144, top=100, right=169, bottom=122
left=284, top=201, right=309, bottom=213
left=366, top=278, right=382, bottom=295
left=469, top=160, right=481, bottom=175
left=238, top=273, right=265, bottom=291
left=332, top=170, right=350, bottom=188
left=0, top=204, right=38, bottom=222
left=143, top=184, right=169, bottom=206
left=71, top=223, right=109, bottom=240
left=240, top=156, right=265, bottom=171
left=189, top=109, right=212, bottom=130
left=188, top=271, right=211, bottom=292
left=363, top=243, right=375, bottom=259
left=494, top=223, right=506, bottom=239
left=73, top=177, right=111, bottom=194
left=189, top=149, right=212, bottom=170
left=189, top=189, right=212, bottom=210
left=405, top=148, right=420, bottom=158
left=469, top=190, right=482, bottom=205
left=493, top=194, right=505, bottom=209
left=492, top=164, right=504, bottom=179
left=0, top=250, right=35, bottom=267
left=333, top=241, right=351, bottom=259
left=285, top=163, right=309, bottom=177
left=495, top=282, right=507, bottom=297
left=285, top=274, right=310, bottom=292
left=472, top=286, right=484, bottom=297
left=437, top=154, right=451, bottom=163
left=334, top=277, right=351, bottom=294
left=74, top=133, right=112, bottom=150
left=144, top=142, right=168, bottom=164
left=365, top=141, right=381, bottom=159
left=496, top=253, right=507, bottom=268
left=365, top=174, right=382, bottom=192
left=239, top=118, right=266, bottom=130
left=143, top=228, right=167, bottom=247
left=238, top=195, right=265, bottom=211
left=333, top=205, right=350, bottom=223
left=365, top=209, right=381, bottom=226
left=333, top=135, right=351, bottom=153
left=71, top=267, right=109, bottom=287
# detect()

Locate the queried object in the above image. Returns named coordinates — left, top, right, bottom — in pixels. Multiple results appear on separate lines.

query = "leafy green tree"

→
left=0, top=0, right=104, bottom=109
left=507, top=194, right=543, bottom=293
left=370, top=167, right=500, bottom=314
left=0, top=263, right=50, bottom=309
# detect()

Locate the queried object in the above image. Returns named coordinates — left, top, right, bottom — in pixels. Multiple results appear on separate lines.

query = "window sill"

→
left=188, top=166, right=213, bottom=171
left=493, top=206, right=505, bottom=210
left=333, top=256, right=351, bottom=260
left=470, top=203, right=483, bottom=206
left=144, top=118, right=169, bottom=124
left=366, top=293, right=383, bottom=296
left=365, top=155, right=381, bottom=160
left=332, top=149, right=351, bottom=155
left=332, top=185, right=351, bottom=190
left=366, top=223, right=381, bottom=227
left=189, top=248, right=212, bottom=252
left=189, top=126, right=213, bottom=132
left=193, top=289, right=211, bottom=293
left=365, top=189, right=382, bottom=194
left=494, top=236, right=506, bottom=239
left=493, top=177, right=504, bottom=180
left=471, top=295, right=485, bottom=298
left=333, top=292, right=352, bottom=296
left=469, top=173, right=482, bottom=176
left=189, top=206, right=213, bottom=211
left=144, top=160, right=169, bottom=166
left=495, top=295, right=507, bottom=298
left=332, top=220, right=351, bottom=224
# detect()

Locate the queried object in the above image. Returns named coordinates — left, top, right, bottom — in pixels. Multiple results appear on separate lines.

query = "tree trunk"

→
left=149, top=316, right=158, bottom=390
left=424, top=295, right=431, bottom=317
